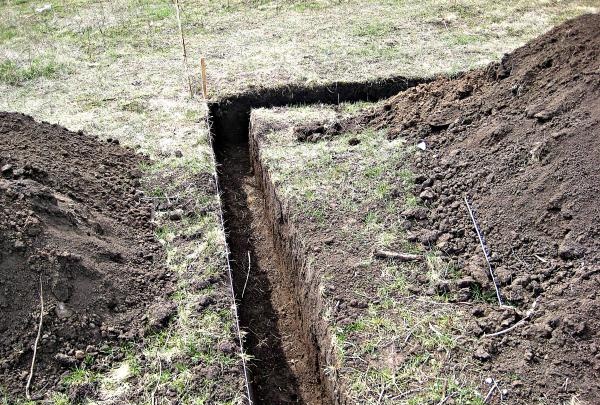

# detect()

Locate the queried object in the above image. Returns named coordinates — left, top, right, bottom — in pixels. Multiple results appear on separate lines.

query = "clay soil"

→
left=340, top=13, right=600, bottom=403
left=0, top=113, right=173, bottom=400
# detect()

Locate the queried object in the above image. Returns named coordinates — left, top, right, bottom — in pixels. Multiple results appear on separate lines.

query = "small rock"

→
left=74, top=350, right=86, bottom=360
left=419, top=229, right=440, bottom=244
left=473, top=347, right=491, bottom=361
left=174, top=150, right=183, bottom=158
left=55, top=302, right=74, bottom=319
left=524, top=350, right=535, bottom=362
left=169, top=209, right=184, bottom=221
left=457, top=276, right=477, bottom=289
left=558, top=238, right=584, bottom=260
left=435, top=281, right=451, bottom=294
left=435, top=233, right=452, bottom=249
left=1, top=164, right=13, bottom=177
left=147, top=301, right=177, bottom=329
left=419, top=189, right=437, bottom=201
left=464, top=259, right=490, bottom=288
left=472, top=306, right=485, bottom=317
left=322, top=236, right=335, bottom=245
left=217, top=341, right=236, bottom=354
left=401, top=207, right=428, bottom=220
left=197, top=295, right=215, bottom=309
left=55, top=353, right=77, bottom=367
left=495, top=266, right=513, bottom=285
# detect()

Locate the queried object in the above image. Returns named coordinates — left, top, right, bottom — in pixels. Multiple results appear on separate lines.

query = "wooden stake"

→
left=200, top=57, right=208, bottom=100
left=173, top=0, right=193, bottom=98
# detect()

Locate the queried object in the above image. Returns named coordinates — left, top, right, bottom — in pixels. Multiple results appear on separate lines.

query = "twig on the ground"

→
left=437, top=392, right=456, bottom=405
left=483, top=378, right=499, bottom=403
left=485, top=298, right=538, bottom=338
left=26, top=275, right=44, bottom=400
left=150, top=353, right=162, bottom=405
left=241, top=251, right=251, bottom=299
left=464, top=196, right=503, bottom=306
left=374, top=250, right=421, bottom=261
left=376, top=385, right=385, bottom=404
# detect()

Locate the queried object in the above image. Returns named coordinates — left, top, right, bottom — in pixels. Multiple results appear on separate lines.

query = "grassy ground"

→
left=251, top=105, right=480, bottom=404
left=0, top=0, right=597, bottom=403
left=1, top=1, right=246, bottom=404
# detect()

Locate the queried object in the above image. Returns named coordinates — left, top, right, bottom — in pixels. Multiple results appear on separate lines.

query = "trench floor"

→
left=217, top=143, right=330, bottom=405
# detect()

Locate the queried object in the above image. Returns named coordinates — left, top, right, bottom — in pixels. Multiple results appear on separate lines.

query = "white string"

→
left=464, top=196, right=503, bottom=306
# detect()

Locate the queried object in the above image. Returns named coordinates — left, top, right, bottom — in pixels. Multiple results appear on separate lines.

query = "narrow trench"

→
left=216, top=142, right=327, bottom=404
left=209, top=77, right=428, bottom=404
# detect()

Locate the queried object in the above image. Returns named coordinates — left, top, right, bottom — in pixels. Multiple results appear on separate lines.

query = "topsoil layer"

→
left=0, top=113, right=172, bottom=399
left=338, top=13, right=599, bottom=403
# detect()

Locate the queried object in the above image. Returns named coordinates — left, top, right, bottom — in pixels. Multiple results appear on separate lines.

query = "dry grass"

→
left=250, top=105, right=480, bottom=404
left=0, top=0, right=597, bottom=403
left=184, top=0, right=597, bottom=97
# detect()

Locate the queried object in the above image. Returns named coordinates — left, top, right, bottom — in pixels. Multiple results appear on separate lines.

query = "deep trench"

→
left=209, top=77, right=427, bottom=404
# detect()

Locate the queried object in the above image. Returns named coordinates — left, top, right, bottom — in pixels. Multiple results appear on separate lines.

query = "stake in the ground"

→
left=173, top=0, right=193, bottom=98
left=201, top=57, right=208, bottom=100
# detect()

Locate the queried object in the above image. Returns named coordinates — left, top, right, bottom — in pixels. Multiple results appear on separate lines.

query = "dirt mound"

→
left=344, top=13, right=599, bottom=402
left=0, top=113, right=173, bottom=399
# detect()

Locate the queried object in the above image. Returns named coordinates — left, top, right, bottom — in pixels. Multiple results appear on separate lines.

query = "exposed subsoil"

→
left=0, top=113, right=173, bottom=400
left=329, top=13, right=600, bottom=403
left=216, top=143, right=330, bottom=405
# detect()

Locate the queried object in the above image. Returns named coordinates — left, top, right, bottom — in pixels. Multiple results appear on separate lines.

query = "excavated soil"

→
left=0, top=113, right=173, bottom=399
left=332, top=13, right=600, bottom=403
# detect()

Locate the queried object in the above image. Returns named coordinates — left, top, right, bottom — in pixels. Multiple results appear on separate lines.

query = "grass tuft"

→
left=0, top=57, right=61, bottom=85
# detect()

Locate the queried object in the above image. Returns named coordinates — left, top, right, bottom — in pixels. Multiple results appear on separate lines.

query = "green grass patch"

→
left=0, top=57, right=62, bottom=85
left=0, top=26, right=17, bottom=42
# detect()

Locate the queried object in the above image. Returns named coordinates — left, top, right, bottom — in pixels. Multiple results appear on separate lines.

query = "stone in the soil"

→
left=558, top=237, right=584, bottom=260
left=474, top=347, right=491, bottom=361
left=55, top=302, right=74, bottom=319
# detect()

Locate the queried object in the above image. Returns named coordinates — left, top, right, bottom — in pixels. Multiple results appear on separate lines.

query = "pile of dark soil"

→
left=0, top=113, right=173, bottom=399
left=347, top=13, right=599, bottom=403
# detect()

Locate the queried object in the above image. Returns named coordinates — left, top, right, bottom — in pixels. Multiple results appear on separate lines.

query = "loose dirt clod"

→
left=0, top=112, right=172, bottom=398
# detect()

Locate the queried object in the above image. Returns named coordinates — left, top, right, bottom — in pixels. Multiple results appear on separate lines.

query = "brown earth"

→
left=335, top=13, right=600, bottom=403
left=217, top=143, right=330, bottom=405
left=0, top=112, right=173, bottom=400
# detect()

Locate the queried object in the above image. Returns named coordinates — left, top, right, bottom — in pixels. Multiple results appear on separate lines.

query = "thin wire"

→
left=205, top=107, right=254, bottom=404
left=464, top=196, right=503, bottom=306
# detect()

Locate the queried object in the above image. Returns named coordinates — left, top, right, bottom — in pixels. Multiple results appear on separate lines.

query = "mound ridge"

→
left=0, top=112, right=173, bottom=398
left=356, top=13, right=600, bottom=402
